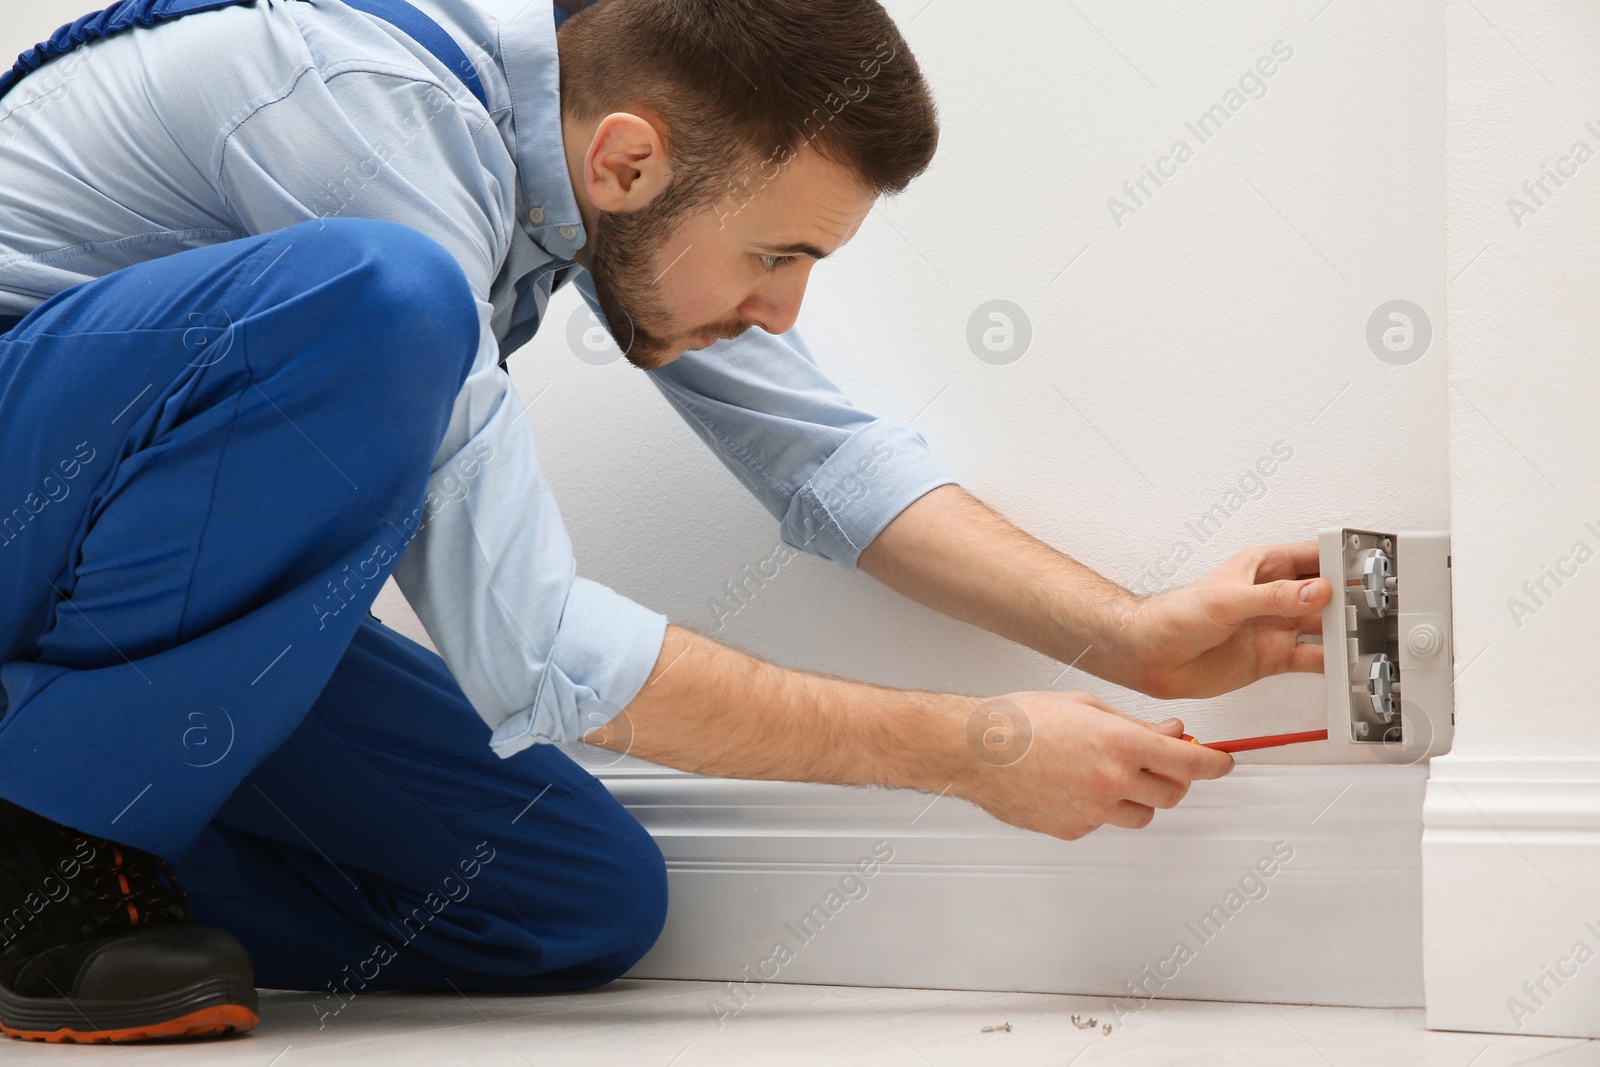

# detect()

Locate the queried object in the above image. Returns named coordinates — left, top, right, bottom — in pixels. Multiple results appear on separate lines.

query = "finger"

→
left=1215, top=574, right=1331, bottom=628
left=1145, top=731, right=1235, bottom=782
left=1246, top=541, right=1331, bottom=608
left=1127, top=769, right=1190, bottom=809
left=1135, top=716, right=1185, bottom=737
left=1269, top=574, right=1331, bottom=617
left=1259, top=539, right=1321, bottom=581
left=1101, top=800, right=1157, bottom=830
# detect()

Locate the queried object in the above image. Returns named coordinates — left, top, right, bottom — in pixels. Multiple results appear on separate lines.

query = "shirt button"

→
left=528, top=206, right=544, bottom=224
left=559, top=224, right=577, bottom=240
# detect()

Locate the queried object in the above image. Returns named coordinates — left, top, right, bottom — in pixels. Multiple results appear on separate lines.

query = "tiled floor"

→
left=5, top=981, right=1596, bottom=1065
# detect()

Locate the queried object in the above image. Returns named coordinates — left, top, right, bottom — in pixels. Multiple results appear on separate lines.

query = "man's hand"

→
left=1116, top=539, right=1332, bottom=700
left=857, top=486, right=1331, bottom=700
left=954, top=691, right=1234, bottom=840
left=586, top=626, right=1234, bottom=844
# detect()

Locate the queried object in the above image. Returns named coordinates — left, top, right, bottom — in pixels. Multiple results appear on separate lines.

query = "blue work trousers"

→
left=0, top=218, right=667, bottom=992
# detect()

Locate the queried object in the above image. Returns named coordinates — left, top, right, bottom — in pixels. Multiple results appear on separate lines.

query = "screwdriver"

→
left=1180, top=729, right=1329, bottom=753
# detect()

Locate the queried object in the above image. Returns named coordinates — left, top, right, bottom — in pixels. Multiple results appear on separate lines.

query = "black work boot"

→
left=0, top=800, right=258, bottom=1043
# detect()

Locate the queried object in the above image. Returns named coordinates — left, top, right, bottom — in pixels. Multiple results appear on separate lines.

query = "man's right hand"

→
left=585, top=626, right=1234, bottom=843
left=951, top=690, right=1235, bottom=841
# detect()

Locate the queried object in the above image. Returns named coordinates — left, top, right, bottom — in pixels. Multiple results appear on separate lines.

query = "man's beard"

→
left=582, top=190, right=746, bottom=370
left=583, top=203, right=677, bottom=369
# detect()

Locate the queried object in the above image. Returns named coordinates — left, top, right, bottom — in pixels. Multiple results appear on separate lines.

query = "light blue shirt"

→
left=0, top=0, right=955, bottom=757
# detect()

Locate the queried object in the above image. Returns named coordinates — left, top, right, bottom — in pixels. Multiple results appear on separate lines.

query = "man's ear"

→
left=583, top=111, right=671, bottom=213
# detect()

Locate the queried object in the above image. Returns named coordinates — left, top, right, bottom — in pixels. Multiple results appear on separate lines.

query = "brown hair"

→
left=557, top=0, right=939, bottom=208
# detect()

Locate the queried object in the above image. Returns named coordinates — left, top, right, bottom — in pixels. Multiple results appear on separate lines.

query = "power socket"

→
left=1317, top=526, right=1455, bottom=762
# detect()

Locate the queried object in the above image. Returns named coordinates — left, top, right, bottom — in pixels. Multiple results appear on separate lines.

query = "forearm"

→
left=585, top=623, right=979, bottom=791
left=584, top=623, right=1235, bottom=841
left=857, top=484, right=1149, bottom=691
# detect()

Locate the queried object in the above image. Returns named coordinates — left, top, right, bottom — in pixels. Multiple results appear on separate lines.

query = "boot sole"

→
left=0, top=975, right=258, bottom=1043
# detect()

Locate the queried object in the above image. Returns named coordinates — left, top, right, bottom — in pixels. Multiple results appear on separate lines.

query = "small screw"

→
left=1070, top=1014, right=1097, bottom=1029
left=1103, top=1023, right=1112, bottom=1035
left=980, top=1022, right=1012, bottom=1033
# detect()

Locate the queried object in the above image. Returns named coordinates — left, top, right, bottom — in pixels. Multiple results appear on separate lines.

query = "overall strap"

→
left=341, top=0, right=487, bottom=110
left=552, top=0, right=600, bottom=28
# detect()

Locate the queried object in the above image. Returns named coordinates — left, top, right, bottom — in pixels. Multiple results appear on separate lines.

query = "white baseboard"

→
left=597, top=763, right=1427, bottom=1008
left=1423, top=757, right=1600, bottom=1038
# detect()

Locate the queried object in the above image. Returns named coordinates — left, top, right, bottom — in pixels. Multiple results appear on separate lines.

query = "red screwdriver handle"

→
left=1180, top=729, right=1329, bottom=753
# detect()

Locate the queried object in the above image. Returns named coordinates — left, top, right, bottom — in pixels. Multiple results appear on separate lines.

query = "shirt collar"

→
left=422, top=0, right=589, bottom=261
left=497, top=0, right=587, bottom=259
left=392, top=0, right=592, bottom=259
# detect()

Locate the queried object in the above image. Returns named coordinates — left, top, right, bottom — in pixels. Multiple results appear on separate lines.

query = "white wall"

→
left=1421, top=0, right=1600, bottom=1039
left=1437, top=0, right=1600, bottom=763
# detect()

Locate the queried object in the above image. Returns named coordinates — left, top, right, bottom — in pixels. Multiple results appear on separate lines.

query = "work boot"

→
left=0, top=799, right=258, bottom=1043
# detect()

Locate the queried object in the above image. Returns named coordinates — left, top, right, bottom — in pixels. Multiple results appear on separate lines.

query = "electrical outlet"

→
left=1317, top=526, right=1454, bottom=762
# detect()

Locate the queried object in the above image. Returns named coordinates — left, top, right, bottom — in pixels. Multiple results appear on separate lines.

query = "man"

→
left=0, top=0, right=1332, bottom=1044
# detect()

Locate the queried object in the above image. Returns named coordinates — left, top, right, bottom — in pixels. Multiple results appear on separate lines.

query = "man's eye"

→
left=759, top=254, right=795, bottom=272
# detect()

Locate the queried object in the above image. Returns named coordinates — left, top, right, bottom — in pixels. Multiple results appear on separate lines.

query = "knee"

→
left=497, top=792, right=669, bottom=989
left=284, top=218, right=479, bottom=392
left=604, top=812, right=668, bottom=972
left=584, top=808, right=670, bottom=981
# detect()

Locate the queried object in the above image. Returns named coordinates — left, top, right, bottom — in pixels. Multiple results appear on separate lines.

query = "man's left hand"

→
left=1115, top=539, right=1332, bottom=700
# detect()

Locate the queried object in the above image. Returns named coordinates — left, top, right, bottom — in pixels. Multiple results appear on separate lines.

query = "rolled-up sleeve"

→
left=573, top=271, right=958, bottom=568
left=390, top=301, right=669, bottom=757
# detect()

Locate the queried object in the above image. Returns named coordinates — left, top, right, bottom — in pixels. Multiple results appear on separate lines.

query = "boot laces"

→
left=64, top=830, right=191, bottom=938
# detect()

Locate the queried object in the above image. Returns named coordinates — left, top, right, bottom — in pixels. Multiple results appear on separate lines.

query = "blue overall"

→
left=0, top=0, right=667, bottom=996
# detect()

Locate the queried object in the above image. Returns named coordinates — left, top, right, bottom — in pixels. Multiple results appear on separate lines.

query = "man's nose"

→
left=739, top=267, right=810, bottom=337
